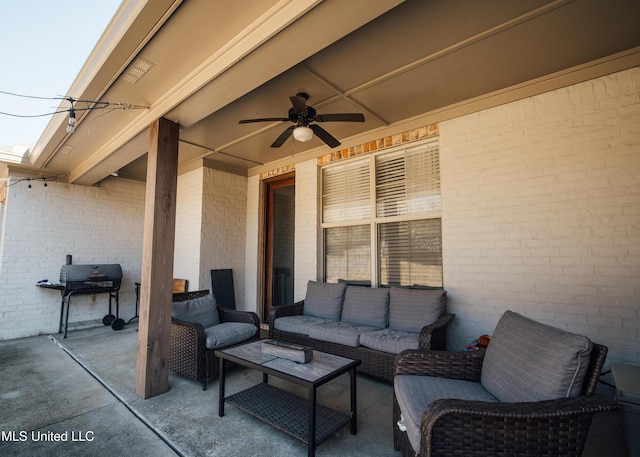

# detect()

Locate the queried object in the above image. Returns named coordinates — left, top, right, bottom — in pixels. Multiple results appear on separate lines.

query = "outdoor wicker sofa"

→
left=170, top=289, right=260, bottom=390
left=393, top=310, right=619, bottom=457
left=269, top=281, right=454, bottom=382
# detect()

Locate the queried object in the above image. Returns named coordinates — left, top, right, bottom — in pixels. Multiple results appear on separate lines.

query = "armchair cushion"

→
left=308, top=321, right=379, bottom=347
left=389, top=288, right=446, bottom=333
left=204, top=322, right=258, bottom=349
left=341, top=286, right=389, bottom=329
left=481, top=310, right=593, bottom=402
left=359, top=328, right=420, bottom=354
left=171, top=293, right=219, bottom=328
left=302, top=281, right=347, bottom=320
left=395, top=375, right=499, bottom=453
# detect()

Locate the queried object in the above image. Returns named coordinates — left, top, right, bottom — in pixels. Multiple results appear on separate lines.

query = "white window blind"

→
left=378, top=219, right=442, bottom=287
left=321, top=138, right=442, bottom=287
left=376, top=142, right=441, bottom=217
left=324, top=225, right=371, bottom=283
left=322, top=160, right=370, bottom=223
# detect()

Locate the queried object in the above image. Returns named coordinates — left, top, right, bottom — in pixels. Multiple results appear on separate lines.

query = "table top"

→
left=216, top=339, right=360, bottom=384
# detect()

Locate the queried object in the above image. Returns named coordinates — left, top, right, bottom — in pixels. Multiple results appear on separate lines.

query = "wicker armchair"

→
left=170, top=289, right=260, bottom=390
left=393, top=318, right=619, bottom=457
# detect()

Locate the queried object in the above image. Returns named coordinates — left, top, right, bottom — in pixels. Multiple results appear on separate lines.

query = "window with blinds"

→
left=378, top=219, right=442, bottom=287
left=321, top=138, right=442, bottom=287
left=322, top=159, right=370, bottom=223
left=376, top=142, right=441, bottom=217
left=324, top=225, right=371, bottom=284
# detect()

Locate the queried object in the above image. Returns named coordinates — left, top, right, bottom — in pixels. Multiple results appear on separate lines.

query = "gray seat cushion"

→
left=303, top=281, right=347, bottom=321
left=395, top=374, right=498, bottom=453
left=359, top=328, right=420, bottom=354
left=341, top=286, right=389, bottom=329
left=308, top=321, right=379, bottom=347
left=171, top=294, right=220, bottom=328
left=273, top=315, right=333, bottom=336
left=481, top=310, right=593, bottom=402
left=204, top=322, right=257, bottom=349
left=389, top=288, right=446, bottom=332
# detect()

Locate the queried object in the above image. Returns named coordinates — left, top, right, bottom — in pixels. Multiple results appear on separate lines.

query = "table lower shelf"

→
left=225, top=382, right=352, bottom=446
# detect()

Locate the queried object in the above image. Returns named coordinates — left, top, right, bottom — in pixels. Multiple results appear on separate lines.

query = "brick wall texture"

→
left=439, top=68, right=640, bottom=363
left=0, top=177, right=145, bottom=339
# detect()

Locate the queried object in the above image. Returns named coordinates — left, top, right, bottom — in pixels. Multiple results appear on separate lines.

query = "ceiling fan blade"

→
left=239, top=117, right=288, bottom=124
left=314, top=113, right=365, bottom=122
left=271, top=125, right=295, bottom=148
left=310, top=124, right=341, bottom=148
left=289, top=94, right=308, bottom=116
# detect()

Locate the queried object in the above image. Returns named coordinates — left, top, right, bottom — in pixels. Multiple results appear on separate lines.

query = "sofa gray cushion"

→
left=481, top=310, right=593, bottom=402
left=204, top=322, right=257, bottom=349
left=341, top=286, right=389, bottom=329
left=274, top=315, right=333, bottom=336
left=395, top=374, right=498, bottom=453
left=359, top=328, right=420, bottom=354
left=303, top=281, right=347, bottom=321
left=388, top=288, right=446, bottom=333
left=171, top=294, right=220, bottom=328
left=308, top=321, right=379, bottom=347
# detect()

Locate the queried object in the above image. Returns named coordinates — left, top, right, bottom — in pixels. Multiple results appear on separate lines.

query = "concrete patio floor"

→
left=0, top=324, right=629, bottom=457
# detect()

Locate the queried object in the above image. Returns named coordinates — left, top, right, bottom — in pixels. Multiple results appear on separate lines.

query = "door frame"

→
left=260, top=172, right=295, bottom=322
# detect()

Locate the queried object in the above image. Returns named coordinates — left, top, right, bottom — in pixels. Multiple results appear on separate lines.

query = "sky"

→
left=0, top=1, right=123, bottom=147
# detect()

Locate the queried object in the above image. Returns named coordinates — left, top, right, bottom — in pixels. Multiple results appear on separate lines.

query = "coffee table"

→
left=215, top=340, right=361, bottom=457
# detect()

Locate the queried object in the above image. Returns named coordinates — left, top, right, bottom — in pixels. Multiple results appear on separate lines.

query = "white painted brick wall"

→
left=174, top=168, right=204, bottom=287
left=244, top=175, right=260, bottom=311
left=200, top=167, right=247, bottom=308
left=294, top=159, right=319, bottom=301
left=440, top=67, right=640, bottom=365
left=0, top=177, right=145, bottom=339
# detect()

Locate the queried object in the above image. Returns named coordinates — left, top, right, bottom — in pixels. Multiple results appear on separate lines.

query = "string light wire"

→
left=0, top=90, right=148, bottom=134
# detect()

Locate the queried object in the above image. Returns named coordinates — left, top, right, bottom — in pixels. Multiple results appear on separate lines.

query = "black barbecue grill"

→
left=58, top=264, right=123, bottom=338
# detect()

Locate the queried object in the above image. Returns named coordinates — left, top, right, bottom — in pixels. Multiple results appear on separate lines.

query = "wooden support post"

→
left=136, top=117, right=179, bottom=399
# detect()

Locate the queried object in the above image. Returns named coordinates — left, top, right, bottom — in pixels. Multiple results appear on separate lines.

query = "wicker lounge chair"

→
left=170, top=289, right=260, bottom=390
left=393, top=310, right=619, bottom=457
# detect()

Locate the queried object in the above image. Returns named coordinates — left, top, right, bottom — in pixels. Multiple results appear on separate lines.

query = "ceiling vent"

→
left=123, top=57, right=154, bottom=84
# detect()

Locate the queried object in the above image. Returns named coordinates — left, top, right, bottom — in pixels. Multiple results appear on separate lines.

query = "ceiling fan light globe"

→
left=293, top=126, right=313, bottom=142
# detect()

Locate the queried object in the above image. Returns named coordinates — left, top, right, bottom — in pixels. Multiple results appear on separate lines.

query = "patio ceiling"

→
left=22, top=0, right=640, bottom=185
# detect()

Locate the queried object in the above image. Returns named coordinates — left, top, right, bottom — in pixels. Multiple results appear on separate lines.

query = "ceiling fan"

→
left=238, top=93, right=365, bottom=148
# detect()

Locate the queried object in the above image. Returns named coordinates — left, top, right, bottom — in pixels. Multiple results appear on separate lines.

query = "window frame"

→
left=320, top=138, right=442, bottom=287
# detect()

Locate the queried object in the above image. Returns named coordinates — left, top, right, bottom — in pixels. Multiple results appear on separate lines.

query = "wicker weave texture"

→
left=169, top=289, right=259, bottom=390
left=392, top=344, right=619, bottom=457
left=226, top=383, right=351, bottom=446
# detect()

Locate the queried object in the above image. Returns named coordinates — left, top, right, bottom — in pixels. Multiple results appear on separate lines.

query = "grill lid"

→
left=60, top=264, right=123, bottom=284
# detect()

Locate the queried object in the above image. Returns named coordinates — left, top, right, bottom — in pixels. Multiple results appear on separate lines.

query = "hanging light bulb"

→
left=66, top=107, right=76, bottom=133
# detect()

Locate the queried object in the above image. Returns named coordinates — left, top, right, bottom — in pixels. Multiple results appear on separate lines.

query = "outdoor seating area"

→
left=0, top=322, right=629, bottom=457
left=269, top=281, right=454, bottom=382
left=1, top=2, right=638, bottom=457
